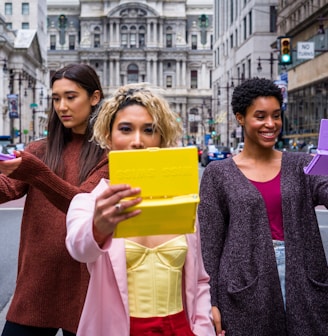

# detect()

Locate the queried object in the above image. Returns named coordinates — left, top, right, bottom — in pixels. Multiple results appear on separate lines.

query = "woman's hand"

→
left=212, top=306, right=226, bottom=336
left=93, top=184, right=142, bottom=245
left=0, top=151, right=22, bottom=176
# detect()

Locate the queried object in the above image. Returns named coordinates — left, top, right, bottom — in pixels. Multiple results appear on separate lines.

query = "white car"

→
left=233, top=142, right=244, bottom=155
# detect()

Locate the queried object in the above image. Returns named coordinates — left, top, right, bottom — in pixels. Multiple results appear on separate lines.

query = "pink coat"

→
left=66, top=179, right=215, bottom=336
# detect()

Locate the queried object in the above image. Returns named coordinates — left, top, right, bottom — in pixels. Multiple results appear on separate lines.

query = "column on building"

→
left=153, top=59, right=157, bottom=86
left=158, top=61, right=163, bottom=87
left=147, top=59, right=151, bottom=83
left=176, top=59, right=180, bottom=87
left=109, top=59, right=114, bottom=86
left=116, top=59, right=120, bottom=86
left=181, top=60, right=186, bottom=86
left=147, top=21, right=151, bottom=45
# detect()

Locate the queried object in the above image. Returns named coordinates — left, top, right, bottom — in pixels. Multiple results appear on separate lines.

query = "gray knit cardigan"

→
left=198, top=151, right=328, bottom=336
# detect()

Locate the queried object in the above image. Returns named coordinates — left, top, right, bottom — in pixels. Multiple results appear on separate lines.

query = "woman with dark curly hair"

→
left=198, top=77, right=328, bottom=335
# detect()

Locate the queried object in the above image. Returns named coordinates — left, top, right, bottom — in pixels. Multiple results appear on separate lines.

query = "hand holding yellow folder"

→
left=109, top=147, right=199, bottom=238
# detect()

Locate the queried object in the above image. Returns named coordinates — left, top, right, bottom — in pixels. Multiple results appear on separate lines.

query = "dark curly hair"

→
left=231, top=77, right=283, bottom=116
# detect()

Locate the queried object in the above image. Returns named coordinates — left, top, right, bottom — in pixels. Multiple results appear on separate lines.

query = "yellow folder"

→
left=109, top=147, right=199, bottom=238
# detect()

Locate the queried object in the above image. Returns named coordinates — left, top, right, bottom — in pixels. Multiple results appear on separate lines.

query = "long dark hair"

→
left=44, top=63, right=106, bottom=184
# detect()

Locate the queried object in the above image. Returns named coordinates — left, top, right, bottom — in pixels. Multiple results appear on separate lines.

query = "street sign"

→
left=297, top=42, right=314, bottom=59
left=30, top=103, right=38, bottom=108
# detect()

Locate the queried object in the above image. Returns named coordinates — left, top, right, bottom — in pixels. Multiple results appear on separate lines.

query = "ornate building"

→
left=47, top=0, right=213, bottom=145
left=277, top=0, right=328, bottom=148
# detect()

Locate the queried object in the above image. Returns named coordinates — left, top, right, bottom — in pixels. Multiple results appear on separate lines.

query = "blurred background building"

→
left=0, top=0, right=327, bottom=150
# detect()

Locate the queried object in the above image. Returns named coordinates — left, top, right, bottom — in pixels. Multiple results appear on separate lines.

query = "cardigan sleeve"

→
left=8, top=148, right=109, bottom=213
left=198, top=163, right=228, bottom=308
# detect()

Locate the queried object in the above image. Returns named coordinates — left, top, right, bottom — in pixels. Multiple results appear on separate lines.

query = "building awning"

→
left=282, top=133, right=319, bottom=139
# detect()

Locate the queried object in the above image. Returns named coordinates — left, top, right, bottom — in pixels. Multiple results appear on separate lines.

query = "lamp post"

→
left=217, top=77, right=244, bottom=147
left=257, top=52, right=279, bottom=80
left=8, top=70, right=30, bottom=144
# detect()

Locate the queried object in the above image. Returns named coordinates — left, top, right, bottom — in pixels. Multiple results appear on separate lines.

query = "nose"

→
left=57, top=98, right=67, bottom=111
left=131, top=131, right=145, bottom=149
left=265, top=117, right=275, bottom=127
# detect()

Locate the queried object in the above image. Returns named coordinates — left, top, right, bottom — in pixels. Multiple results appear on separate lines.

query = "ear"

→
left=107, top=134, right=112, bottom=149
left=235, top=112, right=244, bottom=126
left=90, top=90, right=101, bottom=107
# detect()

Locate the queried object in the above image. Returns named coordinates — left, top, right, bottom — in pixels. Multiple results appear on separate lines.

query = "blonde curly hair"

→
left=92, top=83, right=183, bottom=149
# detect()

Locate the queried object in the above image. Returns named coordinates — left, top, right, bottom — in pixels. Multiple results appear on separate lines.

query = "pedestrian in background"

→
left=0, top=63, right=108, bottom=336
left=65, top=84, right=215, bottom=336
left=198, top=77, right=328, bottom=335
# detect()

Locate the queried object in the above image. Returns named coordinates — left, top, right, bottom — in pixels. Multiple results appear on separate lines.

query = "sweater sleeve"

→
left=8, top=150, right=109, bottom=214
left=0, top=175, right=28, bottom=203
left=198, top=163, right=228, bottom=308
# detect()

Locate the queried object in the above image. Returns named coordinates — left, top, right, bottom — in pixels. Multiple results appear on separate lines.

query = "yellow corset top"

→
left=125, top=235, right=188, bottom=318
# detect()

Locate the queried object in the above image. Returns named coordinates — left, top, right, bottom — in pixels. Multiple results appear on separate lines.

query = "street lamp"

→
left=8, top=70, right=32, bottom=143
left=257, top=52, right=279, bottom=80
left=217, top=76, right=244, bottom=147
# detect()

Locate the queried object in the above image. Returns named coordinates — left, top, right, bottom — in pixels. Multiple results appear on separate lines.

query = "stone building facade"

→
left=47, top=0, right=214, bottom=145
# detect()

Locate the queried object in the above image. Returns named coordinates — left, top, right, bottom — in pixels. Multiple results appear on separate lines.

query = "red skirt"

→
left=130, top=310, right=195, bottom=336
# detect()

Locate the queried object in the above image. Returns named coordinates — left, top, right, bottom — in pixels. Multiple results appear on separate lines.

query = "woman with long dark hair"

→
left=0, top=63, right=108, bottom=336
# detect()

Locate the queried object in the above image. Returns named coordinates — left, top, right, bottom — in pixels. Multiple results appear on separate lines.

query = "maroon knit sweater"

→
left=0, top=134, right=109, bottom=333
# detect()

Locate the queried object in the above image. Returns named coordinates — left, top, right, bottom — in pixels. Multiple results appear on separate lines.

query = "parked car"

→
left=197, top=146, right=203, bottom=162
left=308, top=146, right=317, bottom=154
left=233, top=142, right=244, bottom=156
left=201, top=145, right=232, bottom=166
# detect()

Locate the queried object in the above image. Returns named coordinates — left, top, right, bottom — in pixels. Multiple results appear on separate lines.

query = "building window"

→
left=166, top=27, right=173, bottom=47
left=5, top=3, right=12, bottom=15
left=94, top=34, right=100, bottom=48
left=121, top=26, right=128, bottom=47
left=190, top=70, right=198, bottom=89
left=6, top=22, right=12, bottom=29
left=243, top=17, right=247, bottom=40
left=50, top=35, right=56, bottom=50
left=130, top=26, right=137, bottom=48
left=191, top=35, right=197, bottom=50
left=22, top=3, right=29, bottom=15
left=93, top=27, right=101, bottom=48
left=166, top=34, right=172, bottom=47
left=22, top=22, right=29, bottom=29
left=69, top=35, right=75, bottom=50
left=270, top=6, right=277, bottom=33
left=139, top=26, right=145, bottom=47
left=166, top=76, right=172, bottom=88
left=127, top=64, right=139, bottom=83
left=248, top=11, right=252, bottom=35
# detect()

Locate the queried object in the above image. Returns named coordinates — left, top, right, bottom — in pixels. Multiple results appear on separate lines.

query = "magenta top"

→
left=250, top=172, right=284, bottom=240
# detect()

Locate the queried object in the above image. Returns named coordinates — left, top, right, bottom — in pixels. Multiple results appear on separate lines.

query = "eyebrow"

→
left=52, top=90, right=78, bottom=96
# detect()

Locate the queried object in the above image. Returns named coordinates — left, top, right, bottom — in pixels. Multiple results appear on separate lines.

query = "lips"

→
left=61, top=115, right=72, bottom=121
left=260, top=132, right=276, bottom=139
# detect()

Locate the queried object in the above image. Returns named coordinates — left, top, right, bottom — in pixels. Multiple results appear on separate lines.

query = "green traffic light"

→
left=281, top=54, right=290, bottom=63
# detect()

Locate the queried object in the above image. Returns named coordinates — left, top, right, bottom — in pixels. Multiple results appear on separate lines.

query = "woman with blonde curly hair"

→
left=65, top=84, right=215, bottom=336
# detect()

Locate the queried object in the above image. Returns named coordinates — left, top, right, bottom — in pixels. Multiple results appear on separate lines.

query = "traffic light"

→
left=279, top=36, right=292, bottom=65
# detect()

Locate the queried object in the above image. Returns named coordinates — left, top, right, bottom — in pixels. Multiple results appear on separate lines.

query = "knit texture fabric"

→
left=0, top=134, right=109, bottom=333
left=198, top=151, right=328, bottom=336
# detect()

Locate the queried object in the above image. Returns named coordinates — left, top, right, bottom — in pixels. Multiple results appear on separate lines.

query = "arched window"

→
left=127, top=64, right=139, bottom=83
left=121, top=26, right=128, bottom=47
left=139, top=26, right=145, bottom=47
left=166, top=26, right=173, bottom=47
left=130, top=26, right=137, bottom=48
